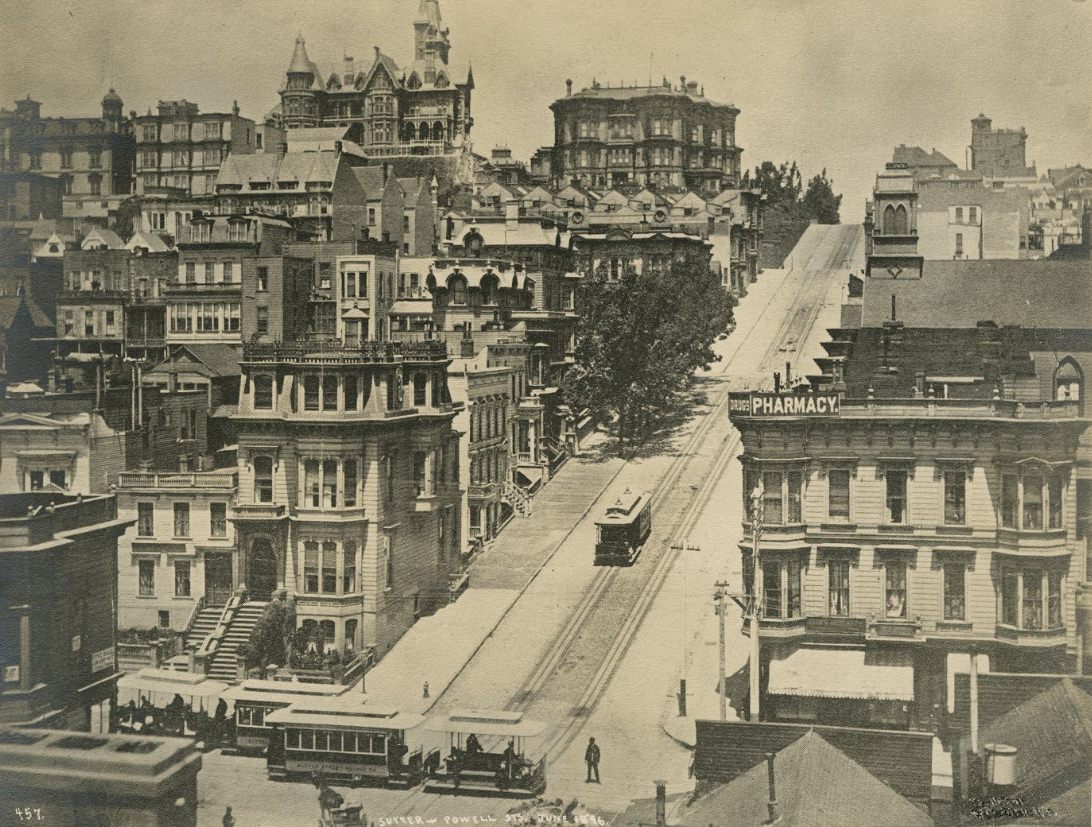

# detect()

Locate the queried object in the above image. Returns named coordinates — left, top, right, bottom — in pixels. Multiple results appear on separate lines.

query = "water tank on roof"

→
left=984, top=744, right=1017, bottom=787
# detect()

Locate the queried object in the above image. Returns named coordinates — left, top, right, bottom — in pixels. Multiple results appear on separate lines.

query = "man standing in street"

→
left=584, top=737, right=601, bottom=783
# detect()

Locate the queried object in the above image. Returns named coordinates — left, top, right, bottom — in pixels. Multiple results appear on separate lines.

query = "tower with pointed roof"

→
left=414, top=0, right=450, bottom=82
left=282, top=35, right=319, bottom=128
left=274, top=0, right=473, bottom=161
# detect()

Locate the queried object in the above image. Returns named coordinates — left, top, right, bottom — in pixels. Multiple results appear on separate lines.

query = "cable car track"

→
left=383, top=226, right=861, bottom=816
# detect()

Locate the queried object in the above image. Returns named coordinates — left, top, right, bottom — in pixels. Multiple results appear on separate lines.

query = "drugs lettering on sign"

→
left=729, top=393, right=840, bottom=417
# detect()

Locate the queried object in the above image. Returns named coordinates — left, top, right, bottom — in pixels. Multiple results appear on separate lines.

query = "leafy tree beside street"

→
left=743, top=161, right=842, bottom=225
left=563, top=255, right=735, bottom=444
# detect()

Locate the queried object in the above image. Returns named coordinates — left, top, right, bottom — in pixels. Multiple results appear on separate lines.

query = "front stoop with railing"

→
left=502, top=480, right=533, bottom=517
left=190, top=596, right=269, bottom=684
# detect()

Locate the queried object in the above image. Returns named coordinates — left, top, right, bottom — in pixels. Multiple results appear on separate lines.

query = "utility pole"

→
left=713, top=580, right=730, bottom=721
left=749, top=483, right=763, bottom=721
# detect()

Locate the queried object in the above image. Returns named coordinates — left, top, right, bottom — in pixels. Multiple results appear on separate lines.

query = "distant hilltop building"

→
left=970, top=113, right=1036, bottom=181
left=275, top=0, right=473, bottom=160
left=544, top=75, right=742, bottom=194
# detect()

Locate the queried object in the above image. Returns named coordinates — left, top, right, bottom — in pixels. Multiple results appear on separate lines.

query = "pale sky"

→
left=2, top=0, right=1091, bottom=218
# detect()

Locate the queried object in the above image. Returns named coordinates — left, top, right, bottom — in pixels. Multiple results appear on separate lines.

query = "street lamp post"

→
left=749, top=484, right=763, bottom=721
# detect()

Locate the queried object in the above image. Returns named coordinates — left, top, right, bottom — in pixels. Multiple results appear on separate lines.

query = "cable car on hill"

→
left=222, top=679, right=350, bottom=754
left=265, top=697, right=425, bottom=787
left=423, top=709, right=547, bottom=797
left=594, top=489, right=652, bottom=565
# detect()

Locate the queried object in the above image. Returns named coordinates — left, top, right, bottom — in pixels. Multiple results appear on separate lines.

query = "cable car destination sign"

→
left=729, top=392, right=840, bottom=417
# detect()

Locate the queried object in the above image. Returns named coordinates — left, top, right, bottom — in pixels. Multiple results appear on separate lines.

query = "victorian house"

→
left=276, top=0, right=473, bottom=159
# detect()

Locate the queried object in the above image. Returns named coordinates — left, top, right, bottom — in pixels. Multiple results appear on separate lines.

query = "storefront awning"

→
left=768, top=647, right=914, bottom=701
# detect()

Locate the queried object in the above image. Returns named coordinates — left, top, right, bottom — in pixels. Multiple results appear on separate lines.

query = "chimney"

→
left=344, top=55, right=355, bottom=80
left=383, top=163, right=390, bottom=185
left=891, top=294, right=896, bottom=322
left=655, top=780, right=667, bottom=827
left=765, top=753, right=780, bottom=824
left=565, top=78, right=573, bottom=96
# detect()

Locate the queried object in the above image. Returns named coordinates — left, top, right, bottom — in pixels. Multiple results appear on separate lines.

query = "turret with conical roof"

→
left=282, top=34, right=318, bottom=127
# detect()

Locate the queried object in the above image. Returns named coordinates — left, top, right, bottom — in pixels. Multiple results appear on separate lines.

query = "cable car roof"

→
left=425, top=709, right=548, bottom=738
left=222, top=679, right=349, bottom=704
left=117, top=668, right=229, bottom=698
left=597, top=490, right=650, bottom=523
left=265, top=696, right=424, bottom=731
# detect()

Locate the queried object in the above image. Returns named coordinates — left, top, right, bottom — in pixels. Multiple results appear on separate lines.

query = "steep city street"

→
left=195, top=224, right=863, bottom=826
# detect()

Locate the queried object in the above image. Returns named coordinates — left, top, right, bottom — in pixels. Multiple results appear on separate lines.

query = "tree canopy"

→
left=744, top=161, right=842, bottom=224
left=562, top=254, right=734, bottom=443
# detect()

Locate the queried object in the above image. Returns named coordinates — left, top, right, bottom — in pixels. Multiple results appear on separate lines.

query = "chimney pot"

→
left=655, top=780, right=667, bottom=827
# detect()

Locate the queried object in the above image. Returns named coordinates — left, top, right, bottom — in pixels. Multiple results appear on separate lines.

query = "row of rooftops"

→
left=553, top=75, right=738, bottom=112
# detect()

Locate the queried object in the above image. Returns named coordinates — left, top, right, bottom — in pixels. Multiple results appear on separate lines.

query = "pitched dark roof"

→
left=833, top=326, right=1092, bottom=399
left=0, top=294, right=52, bottom=329
left=682, top=731, right=932, bottom=827
left=861, top=260, right=1092, bottom=328
left=893, top=144, right=958, bottom=169
left=975, top=679, right=1092, bottom=806
left=151, top=344, right=241, bottom=378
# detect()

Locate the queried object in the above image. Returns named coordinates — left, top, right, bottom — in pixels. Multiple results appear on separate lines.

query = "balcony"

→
left=58, top=289, right=126, bottom=303
left=164, top=280, right=242, bottom=293
left=242, top=339, right=448, bottom=365
left=803, top=615, right=867, bottom=642
left=366, top=141, right=449, bottom=158
left=995, top=624, right=1067, bottom=648
left=868, top=617, right=924, bottom=641
left=231, top=502, right=286, bottom=521
left=995, top=527, right=1069, bottom=558
left=742, top=616, right=806, bottom=639
left=117, top=471, right=237, bottom=490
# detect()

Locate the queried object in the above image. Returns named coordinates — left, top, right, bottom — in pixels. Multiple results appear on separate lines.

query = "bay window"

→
left=344, top=375, right=358, bottom=411
left=344, top=459, right=357, bottom=507
left=999, top=566, right=1066, bottom=630
left=763, top=472, right=783, bottom=523
left=322, top=460, right=338, bottom=507
left=322, top=375, right=338, bottom=411
left=303, top=541, right=319, bottom=593
left=1000, top=470, right=1066, bottom=531
left=322, top=541, right=337, bottom=593
left=253, top=375, right=274, bottom=410
left=303, top=460, right=320, bottom=507
left=761, top=558, right=803, bottom=619
left=787, top=472, right=802, bottom=523
left=343, top=541, right=357, bottom=594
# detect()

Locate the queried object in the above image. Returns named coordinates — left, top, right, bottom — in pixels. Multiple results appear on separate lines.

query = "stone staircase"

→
left=184, top=605, right=224, bottom=654
left=502, top=480, right=533, bottom=517
left=206, top=601, right=268, bottom=683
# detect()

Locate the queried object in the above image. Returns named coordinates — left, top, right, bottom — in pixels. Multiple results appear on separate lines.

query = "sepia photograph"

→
left=0, top=1, right=1090, bottom=824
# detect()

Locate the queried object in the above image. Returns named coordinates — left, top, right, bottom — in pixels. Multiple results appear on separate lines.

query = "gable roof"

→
left=216, top=151, right=341, bottom=192
left=0, top=293, right=52, bottom=329
left=892, top=144, right=958, bottom=169
left=682, top=731, right=931, bottom=827
left=80, top=227, right=125, bottom=250
left=862, top=260, right=1092, bottom=328
left=150, top=344, right=241, bottom=378
left=125, top=230, right=169, bottom=253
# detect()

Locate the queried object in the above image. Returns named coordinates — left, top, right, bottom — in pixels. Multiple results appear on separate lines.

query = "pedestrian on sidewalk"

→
left=222, top=805, right=235, bottom=827
left=584, top=737, right=601, bottom=783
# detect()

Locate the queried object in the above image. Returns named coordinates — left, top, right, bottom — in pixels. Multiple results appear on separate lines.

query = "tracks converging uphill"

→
left=386, top=225, right=862, bottom=816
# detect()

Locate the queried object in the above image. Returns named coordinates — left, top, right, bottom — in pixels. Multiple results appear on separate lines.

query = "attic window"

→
left=277, top=181, right=299, bottom=189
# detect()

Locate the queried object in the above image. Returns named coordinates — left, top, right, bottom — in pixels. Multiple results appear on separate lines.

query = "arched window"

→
left=883, top=205, right=895, bottom=234
left=449, top=276, right=467, bottom=305
left=404, top=123, right=416, bottom=142
left=253, top=375, right=274, bottom=410
left=253, top=456, right=274, bottom=503
left=432, top=121, right=445, bottom=142
left=418, top=123, right=430, bottom=142
left=480, top=274, right=498, bottom=306
left=891, top=204, right=908, bottom=235
left=1055, top=358, right=1084, bottom=414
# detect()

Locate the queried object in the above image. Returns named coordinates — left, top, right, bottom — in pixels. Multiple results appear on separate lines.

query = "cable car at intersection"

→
left=594, top=489, right=652, bottom=565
